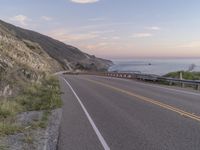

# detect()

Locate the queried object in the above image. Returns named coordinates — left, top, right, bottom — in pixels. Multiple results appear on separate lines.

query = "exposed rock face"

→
left=0, top=20, right=113, bottom=71
left=0, top=21, right=64, bottom=96
left=0, top=20, right=112, bottom=97
left=0, top=34, right=56, bottom=96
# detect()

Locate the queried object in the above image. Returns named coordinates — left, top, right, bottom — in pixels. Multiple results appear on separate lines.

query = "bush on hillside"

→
left=164, top=71, right=200, bottom=80
left=16, top=76, right=62, bottom=111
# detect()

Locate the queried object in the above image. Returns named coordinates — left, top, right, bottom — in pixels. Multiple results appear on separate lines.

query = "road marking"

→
left=84, top=78, right=200, bottom=122
left=62, top=77, right=110, bottom=150
left=94, top=75, right=200, bottom=96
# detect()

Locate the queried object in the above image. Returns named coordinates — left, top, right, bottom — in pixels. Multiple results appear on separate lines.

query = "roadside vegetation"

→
left=16, top=76, right=62, bottom=111
left=164, top=71, right=200, bottom=80
left=0, top=76, right=62, bottom=136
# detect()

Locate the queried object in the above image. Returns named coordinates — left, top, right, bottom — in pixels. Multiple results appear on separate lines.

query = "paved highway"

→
left=58, top=75, right=200, bottom=150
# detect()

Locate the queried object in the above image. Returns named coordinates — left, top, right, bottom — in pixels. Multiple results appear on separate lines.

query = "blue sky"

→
left=0, top=0, right=200, bottom=59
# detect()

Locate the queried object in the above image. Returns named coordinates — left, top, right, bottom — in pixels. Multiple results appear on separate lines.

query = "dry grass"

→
left=0, top=100, right=22, bottom=119
left=0, top=76, right=62, bottom=136
left=0, top=122, right=23, bottom=136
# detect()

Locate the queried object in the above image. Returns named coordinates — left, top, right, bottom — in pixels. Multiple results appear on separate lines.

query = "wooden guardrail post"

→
left=196, top=84, right=200, bottom=91
left=127, top=74, right=131, bottom=78
left=181, top=82, right=185, bottom=88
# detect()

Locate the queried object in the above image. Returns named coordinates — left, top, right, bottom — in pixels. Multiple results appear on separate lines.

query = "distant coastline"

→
left=109, top=58, right=200, bottom=76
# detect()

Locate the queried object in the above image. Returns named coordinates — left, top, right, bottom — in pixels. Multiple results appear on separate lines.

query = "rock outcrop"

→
left=0, top=20, right=112, bottom=71
left=0, top=20, right=112, bottom=96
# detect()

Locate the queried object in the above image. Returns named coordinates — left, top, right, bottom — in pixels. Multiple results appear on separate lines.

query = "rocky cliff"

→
left=0, top=20, right=112, bottom=71
left=0, top=20, right=112, bottom=96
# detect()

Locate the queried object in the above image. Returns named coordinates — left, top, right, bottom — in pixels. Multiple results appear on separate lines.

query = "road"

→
left=58, top=75, right=200, bottom=150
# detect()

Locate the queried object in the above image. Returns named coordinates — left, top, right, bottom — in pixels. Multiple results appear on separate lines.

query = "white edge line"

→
left=94, top=75, right=200, bottom=96
left=62, top=77, right=110, bottom=150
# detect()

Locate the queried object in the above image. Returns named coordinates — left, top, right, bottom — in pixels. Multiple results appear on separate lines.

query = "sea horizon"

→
left=109, top=58, right=200, bottom=76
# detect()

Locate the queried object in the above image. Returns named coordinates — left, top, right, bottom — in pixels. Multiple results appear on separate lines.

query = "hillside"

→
left=0, top=20, right=112, bottom=71
left=0, top=23, right=60, bottom=97
left=0, top=20, right=113, bottom=149
left=0, top=20, right=112, bottom=97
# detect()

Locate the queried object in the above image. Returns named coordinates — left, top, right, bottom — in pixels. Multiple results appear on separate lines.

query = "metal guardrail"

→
left=63, top=71, right=200, bottom=91
left=104, top=72, right=200, bottom=90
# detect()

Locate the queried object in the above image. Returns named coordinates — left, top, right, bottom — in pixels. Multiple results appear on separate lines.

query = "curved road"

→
left=58, top=75, right=200, bottom=150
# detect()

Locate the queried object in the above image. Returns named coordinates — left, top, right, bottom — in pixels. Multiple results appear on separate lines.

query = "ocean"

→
left=109, top=58, right=200, bottom=76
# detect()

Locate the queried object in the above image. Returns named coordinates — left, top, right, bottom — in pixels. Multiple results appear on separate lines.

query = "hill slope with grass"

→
left=0, top=21, right=62, bottom=97
left=0, top=20, right=112, bottom=72
left=0, top=20, right=112, bottom=149
left=0, top=19, right=112, bottom=97
left=0, top=20, right=63, bottom=147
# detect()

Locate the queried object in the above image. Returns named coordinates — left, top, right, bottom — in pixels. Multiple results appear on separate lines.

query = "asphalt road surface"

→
left=58, top=75, right=200, bottom=150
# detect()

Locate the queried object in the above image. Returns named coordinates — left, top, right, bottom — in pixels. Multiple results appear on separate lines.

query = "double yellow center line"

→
left=84, top=78, right=200, bottom=122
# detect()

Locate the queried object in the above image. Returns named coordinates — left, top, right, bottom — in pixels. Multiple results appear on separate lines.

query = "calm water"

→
left=109, top=59, right=200, bottom=75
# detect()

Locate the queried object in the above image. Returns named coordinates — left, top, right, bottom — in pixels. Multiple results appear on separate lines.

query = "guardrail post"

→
left=181, top=83, right=185, bottom=88
left=98, top=72, right=199, bottom=91
left=127, top=75, right=131, bottom=78
left=196, top=84, right=200, bottom=91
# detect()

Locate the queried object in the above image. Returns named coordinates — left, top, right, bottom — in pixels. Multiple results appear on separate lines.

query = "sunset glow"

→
left=1, top=0, right=200, bottom=59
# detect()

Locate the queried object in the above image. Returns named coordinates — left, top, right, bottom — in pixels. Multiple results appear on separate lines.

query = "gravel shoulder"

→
left=0, top=108, right=62, bottom=150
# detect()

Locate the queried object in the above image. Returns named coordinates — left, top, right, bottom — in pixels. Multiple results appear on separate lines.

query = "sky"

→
left=0, top=0, right=200, bottom=59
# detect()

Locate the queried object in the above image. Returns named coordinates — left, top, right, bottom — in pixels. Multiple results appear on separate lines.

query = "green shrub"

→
left=0, top=144, right=9, bottom=150
left=164, top=71, right=200, bottom=80
left=0, top=100, right=22, bottom=119
left=16, top=76, right=62, bottom=111
left=0, top=122, right=23, bottom=136
left=0, top=76, right=62, bottom=136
